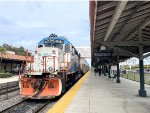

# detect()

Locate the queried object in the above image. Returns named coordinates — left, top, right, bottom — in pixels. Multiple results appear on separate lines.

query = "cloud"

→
left=0, top=16, right=14, bottom=25
left=0, top=1, right=90, bottom=50
left=15, top=40, right=37, bottom=49
left=17, top=21, right=47, bottom=28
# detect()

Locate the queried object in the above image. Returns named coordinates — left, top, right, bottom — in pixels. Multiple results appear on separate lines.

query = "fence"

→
left=121, top=71, right=150, bottom=85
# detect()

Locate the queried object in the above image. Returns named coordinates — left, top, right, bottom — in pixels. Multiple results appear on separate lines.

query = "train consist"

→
left=19, top=34, right=89, bottom=99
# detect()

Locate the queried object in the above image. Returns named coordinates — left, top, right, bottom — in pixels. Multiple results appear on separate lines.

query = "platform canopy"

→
left=90, top=1, right=150, bottom=66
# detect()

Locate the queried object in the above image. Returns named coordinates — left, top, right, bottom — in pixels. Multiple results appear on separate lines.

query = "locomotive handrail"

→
left=26, top=49, right=28, bottom=65
left=24, top=48, right=69, bottom=75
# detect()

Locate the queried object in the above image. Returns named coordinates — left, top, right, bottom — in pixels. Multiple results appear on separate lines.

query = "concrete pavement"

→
left=64, top=70, right=150, bottom=113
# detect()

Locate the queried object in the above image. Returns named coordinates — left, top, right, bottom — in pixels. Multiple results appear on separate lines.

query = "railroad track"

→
left=34, top=100, right=56, bottom=113
left=0, top=81, right=19, bottom=96
left=0, top=86, right=19, bottom=96
left=0, top=74, right=82, bottom=113
left=0, top=83, right=74, bottom=113
left=1, top=99, right=57, bottom=113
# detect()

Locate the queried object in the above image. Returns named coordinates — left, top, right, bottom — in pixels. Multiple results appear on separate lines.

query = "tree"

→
left=0, top=46, right=6, bottom=72
left=0, top=46, right=6, bottom=61
left=2, top=44, right=31, bottom=56
left=0, top=46, right=5, bottom=53
left=3, top=43, right=12, bottom=51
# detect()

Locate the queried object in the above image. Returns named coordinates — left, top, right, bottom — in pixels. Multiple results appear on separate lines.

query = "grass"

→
left=0, top=73, right=12, bottom=78
left=121, top=72, right=150, bottom=85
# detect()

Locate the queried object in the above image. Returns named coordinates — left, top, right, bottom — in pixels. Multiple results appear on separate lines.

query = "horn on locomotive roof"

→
left=49, top=34, right=58, bottom=37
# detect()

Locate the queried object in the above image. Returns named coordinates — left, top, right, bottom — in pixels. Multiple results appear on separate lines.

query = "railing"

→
left=24, top=49, right=69, bottom=75
left=121, top=71, right=150, bottom=85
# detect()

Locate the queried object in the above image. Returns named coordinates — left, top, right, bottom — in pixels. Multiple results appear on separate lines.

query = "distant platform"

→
left=0, top=75, right=19, bottom=84
left=47, top=70, right=150, bottom=113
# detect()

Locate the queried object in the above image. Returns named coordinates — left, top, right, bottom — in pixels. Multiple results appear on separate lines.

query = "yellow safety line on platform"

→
left=47, top=71, right=89, bottom=113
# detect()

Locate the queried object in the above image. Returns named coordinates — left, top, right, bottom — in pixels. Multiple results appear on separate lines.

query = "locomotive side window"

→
left=72, top=47, right=75, bottom=55
left=75, top=50, right=78, bottom=55
left=38, top=45, right=43, bottom=48
left=65, top=44, right=70, bottom=53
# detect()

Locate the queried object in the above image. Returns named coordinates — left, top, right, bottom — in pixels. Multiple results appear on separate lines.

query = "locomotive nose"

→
left=32, top=79, right=45, bottom=96
left=32, top=79, right=44, bottom=89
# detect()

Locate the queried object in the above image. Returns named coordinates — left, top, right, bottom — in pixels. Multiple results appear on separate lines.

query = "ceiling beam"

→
left=143, top=33, right=150, bottom=37
left=97, top=2, right=117, bottom=12
left=96, top=10, right=113, bottom=21
left=95, top=17, right=110, bottom=27
left=139, top=29, right=143, bottom=44
left=106, top=46, right=139, bottom=58
left=92, top=1, right=98, bottom=42
left=95, top=29, right=106, bottom=35
left=110, top=2, right=142, bottom=41
left=101, top=41, right=150, bottom=46
left=123, top=17, right=150, bottom=41
left=143, top=27, right=150, bottom=32
left=95, top=23, right=109, bottom=31
left=93, top=40, right=150, bottom=48
left=144, top=52, right=150, bottom=59
left=137, top=1, right=150, bottom=12
left=132, top=7, right=150, bottom=18
left=104, top=1, right=128, bottom=41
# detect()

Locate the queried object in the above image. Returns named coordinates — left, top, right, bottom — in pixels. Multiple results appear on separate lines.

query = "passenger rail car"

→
left=19, top=34, right=89, bottom=99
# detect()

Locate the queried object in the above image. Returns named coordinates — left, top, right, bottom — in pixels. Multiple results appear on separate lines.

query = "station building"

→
left=0, top=51, right=29, bottom=74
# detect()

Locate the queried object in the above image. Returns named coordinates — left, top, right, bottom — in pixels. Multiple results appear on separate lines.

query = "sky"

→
left=0, top=0, right=90, bottom=50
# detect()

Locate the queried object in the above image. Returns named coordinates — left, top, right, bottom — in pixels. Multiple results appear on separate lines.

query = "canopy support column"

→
left=116, top=56, right=120, bottom=83
left=104, top=64, right=106, bottom=76
left=108, top=65, right=111, bottom=78
left=138, top=45, right=147, bottom=97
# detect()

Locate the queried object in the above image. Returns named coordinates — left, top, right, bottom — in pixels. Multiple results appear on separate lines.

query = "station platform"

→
left=0, top=75, right=19, bottom=84
left=47, top=70, right=150, bottom=113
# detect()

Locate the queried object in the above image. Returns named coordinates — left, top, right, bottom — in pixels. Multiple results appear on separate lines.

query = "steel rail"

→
left=0, top=86, right=19, bottom=95
left=1, top=100, right=26, bottom=113
left=34, top=100, right=56, bottom=113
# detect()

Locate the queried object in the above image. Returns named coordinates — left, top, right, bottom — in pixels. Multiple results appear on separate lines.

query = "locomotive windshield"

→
left=43, top=39, right=64, bottom=49
left=44, top=39, right=64, bottom=44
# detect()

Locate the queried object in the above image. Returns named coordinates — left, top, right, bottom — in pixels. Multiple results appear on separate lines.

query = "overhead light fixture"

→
left=100, top=46, right=106, bottom=51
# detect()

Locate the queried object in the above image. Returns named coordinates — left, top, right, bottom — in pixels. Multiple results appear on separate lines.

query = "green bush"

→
left=0, top=73, right=12, bottom=78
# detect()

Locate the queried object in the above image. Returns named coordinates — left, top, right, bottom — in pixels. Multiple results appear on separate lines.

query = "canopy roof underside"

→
left=90, top=1, right=150, bottom=65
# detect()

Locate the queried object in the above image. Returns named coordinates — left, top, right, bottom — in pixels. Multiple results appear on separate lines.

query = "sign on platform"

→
left=94, top=52, right=112, bottom=57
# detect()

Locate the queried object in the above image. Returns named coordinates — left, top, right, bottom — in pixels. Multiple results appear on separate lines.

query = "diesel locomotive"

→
left=19, top=34, right=89, bottom=99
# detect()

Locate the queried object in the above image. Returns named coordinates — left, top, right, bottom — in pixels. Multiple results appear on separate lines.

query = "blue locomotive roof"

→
left=37, top=34, right=80, bottom=56
left=38, top=34, right=72, bottom=46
